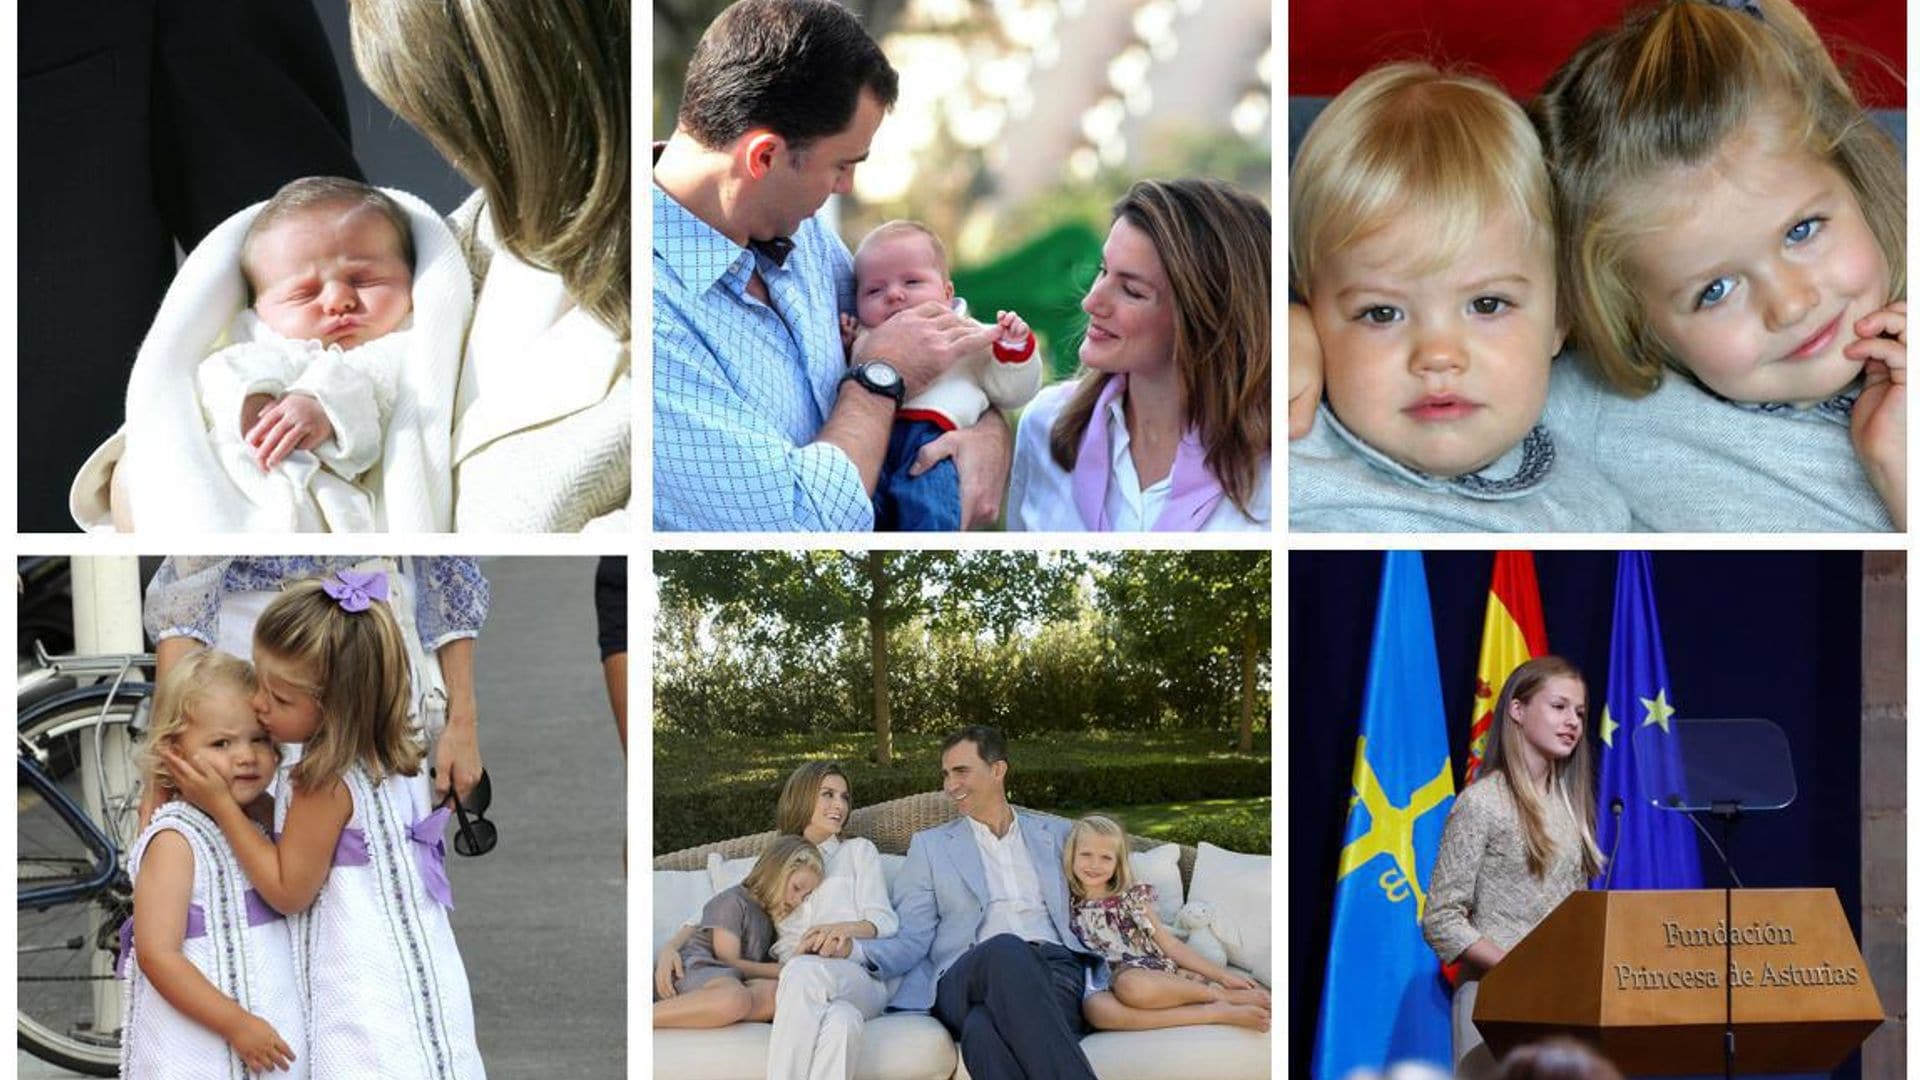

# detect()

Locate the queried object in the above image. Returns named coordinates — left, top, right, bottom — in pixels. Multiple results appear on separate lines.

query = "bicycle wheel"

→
left=17, top=692, right=144, bottom=1077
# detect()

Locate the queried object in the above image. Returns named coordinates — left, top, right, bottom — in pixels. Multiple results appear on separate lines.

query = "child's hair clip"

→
left=1703, top=0, right=1764, bottom=21
left=321, top=569, right=390, bottom=613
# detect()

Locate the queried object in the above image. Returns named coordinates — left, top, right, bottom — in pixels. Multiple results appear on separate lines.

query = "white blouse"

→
left=773, top=835, right=899, bottom=962
left=1006, top=380, right=1271, bottom=532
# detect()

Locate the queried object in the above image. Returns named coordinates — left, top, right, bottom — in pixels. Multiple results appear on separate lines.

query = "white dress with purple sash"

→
left=290, top=763, right=483, bottom=1079
left=122, top=801, right=308, bottom=1080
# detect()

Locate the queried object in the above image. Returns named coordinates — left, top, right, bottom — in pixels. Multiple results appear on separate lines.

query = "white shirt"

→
left=1007, top=380, right=1271, bottom=532
left=772, top=835, right=899, bottom=962
left=968, top=810, right=1060, bottom=946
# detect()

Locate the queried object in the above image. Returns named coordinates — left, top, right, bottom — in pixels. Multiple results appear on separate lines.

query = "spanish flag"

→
left=1463, top=551, right=1549, bottom=784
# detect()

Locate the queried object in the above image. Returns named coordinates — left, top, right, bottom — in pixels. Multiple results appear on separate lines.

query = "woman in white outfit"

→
left=657, top=761, right=899, bottom=1080
left=350, top=0, right=630, bottom=531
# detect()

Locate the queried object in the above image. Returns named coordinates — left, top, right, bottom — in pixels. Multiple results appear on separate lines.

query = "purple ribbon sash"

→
left=331, top=806, right=455, bottom=909
left=117, top=890, right=280, bottom=978
left=1068, top=374, right=1226, bottom=531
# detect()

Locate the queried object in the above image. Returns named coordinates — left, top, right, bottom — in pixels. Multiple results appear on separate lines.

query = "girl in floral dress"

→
left=1065, top=815, right=1270, bottom=1029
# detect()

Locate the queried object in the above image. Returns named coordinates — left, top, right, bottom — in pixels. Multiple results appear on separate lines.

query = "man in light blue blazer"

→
left=844, top=725, right=1104, bottom=1079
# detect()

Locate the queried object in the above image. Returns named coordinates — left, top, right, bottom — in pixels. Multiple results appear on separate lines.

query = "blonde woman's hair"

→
left=1533, top=0, right=1904, bottom=396
left=776, top=760, right=851, bottom=836
left=349, top=0, right=631, bottom=340
left=1064, top=814, right=1135, bottom=901
left=1048, top=178, right=1271, bottom=516
left=141, top=649, right=265, bottom=795
left=854, top=220, right=950, bottom=276
left=252, top=577, right=421, bottom=790
left=1477, top=656, right=1604, bottom=879
left=1290, top=61, right=1555, bottom=297
left=742, top=835, right=826, bottom=919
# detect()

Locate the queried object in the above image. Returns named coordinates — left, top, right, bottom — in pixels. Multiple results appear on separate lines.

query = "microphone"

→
left=1601, top=798, right=1624, bottom=889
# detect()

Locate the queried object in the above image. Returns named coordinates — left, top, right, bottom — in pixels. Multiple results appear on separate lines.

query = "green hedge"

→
left=654, top=733, right=1270, bottom=853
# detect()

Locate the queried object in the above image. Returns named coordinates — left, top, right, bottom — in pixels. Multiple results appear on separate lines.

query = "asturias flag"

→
left=1314, top=552, right=1455, bottom=1077
left=1593, top=552, right=1703, bottom=889
left=1464, top=551, right=1549, bottom=785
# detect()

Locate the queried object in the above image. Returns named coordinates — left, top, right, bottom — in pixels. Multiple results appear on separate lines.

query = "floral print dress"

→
left=1070, top=882, right=1179, bottom=976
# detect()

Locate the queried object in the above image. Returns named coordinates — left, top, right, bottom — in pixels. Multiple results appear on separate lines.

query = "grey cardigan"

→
left=1422, top=772, right=1589, bottom=965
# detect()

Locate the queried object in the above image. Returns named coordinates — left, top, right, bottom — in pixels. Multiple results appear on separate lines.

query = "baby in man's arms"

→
left=841, top=220, right=1042, bottom=530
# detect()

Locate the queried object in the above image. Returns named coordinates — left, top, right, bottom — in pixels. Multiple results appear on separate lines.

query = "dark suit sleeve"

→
left=151, top=0, right=361, bottom=246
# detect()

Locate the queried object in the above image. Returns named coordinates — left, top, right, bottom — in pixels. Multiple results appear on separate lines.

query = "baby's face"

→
left=175, top=687, right=277, bottom=807
left=854, top=232, right=953, bottom=328
left=248, top=203, right=413, bottom=348
left=1310, top=205, right=1563, bottom=478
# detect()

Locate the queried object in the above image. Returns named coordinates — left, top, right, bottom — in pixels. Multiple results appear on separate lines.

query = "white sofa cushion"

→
left=709, top=850, right=757, bottom=894
left=1128, top=842, right=1184, bottom=925
left=1078, top=1025, right=1270, bottom=1080
left=654, top=1013, right=958, bottom=1080
left=1185, top=843, right=1271, bottom=985
left=656, top=868, right=714, bottom=953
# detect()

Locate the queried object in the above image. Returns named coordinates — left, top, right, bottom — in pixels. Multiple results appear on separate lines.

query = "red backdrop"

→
left=1288, top=0, right=1905, bottom=107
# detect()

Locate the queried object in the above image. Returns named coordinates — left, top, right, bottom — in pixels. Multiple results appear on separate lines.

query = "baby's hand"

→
left=1847, top=302, right=1906, bottom=529
left=1289, top=302, right=1322, bottom=441
left=839, top=313, right=862, bottom=356
left=246, top=393, right=334, bottom=472
left=996, top=310, right=1031, bottom=344
left=223, top=1010, right=296, bottom=1074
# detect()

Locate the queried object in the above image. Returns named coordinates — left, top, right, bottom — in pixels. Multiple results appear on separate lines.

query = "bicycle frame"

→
left=16, top=748, right=119, bottom=911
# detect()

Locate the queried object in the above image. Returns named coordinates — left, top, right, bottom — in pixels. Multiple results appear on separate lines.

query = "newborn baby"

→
left=197, top=176, right=415, bottom=531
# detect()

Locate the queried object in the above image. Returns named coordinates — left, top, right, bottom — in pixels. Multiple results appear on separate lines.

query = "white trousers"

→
left=1451, top=979, right=1498, bottom=1079
left=767, top=955, right=890, bottom=1080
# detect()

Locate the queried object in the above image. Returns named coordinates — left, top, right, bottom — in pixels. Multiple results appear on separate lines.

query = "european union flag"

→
left=1314, top=552, right=1455, bottom=1078
left=1593, top=552, right=1703, bottom=889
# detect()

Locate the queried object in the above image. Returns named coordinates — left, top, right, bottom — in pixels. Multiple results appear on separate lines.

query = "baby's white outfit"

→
left=289, top=763, right=484, bottom=1079
left=198, top=312, right=408, bottom=532
left=122, top=801, right=308, bottom=1080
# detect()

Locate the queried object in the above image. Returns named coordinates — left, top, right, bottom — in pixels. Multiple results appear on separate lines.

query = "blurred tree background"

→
left=653, top=550, right=1271, bottom=852
left=653, top=0, right=1273, bottom=370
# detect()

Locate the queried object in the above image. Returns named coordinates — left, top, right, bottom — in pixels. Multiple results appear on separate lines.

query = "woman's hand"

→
left=159, top=749, right=238, bottom=817
left=221, top=1010, right=296, bottom=1074
left=246, top=393, right=334, bottom=472
left=1848, top=302, right=1906, bottom=530
left=913, top=410, right=1011, bottom=528
left=1288, top=302, right=1322, bottom=440
left=434, top=639, right=484, bottom=804
left=1215, top=971, right=1259, bottom=992
left=655, top=950, right=685, bottom=999
left=798, top=927, right=855, bottom=959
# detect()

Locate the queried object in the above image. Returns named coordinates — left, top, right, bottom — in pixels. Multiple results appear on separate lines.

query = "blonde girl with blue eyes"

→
left=1533, top=0, right=1905, bottom=530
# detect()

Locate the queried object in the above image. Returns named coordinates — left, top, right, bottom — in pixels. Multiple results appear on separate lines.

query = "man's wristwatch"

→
left=842, top=361, right=907, bottom=406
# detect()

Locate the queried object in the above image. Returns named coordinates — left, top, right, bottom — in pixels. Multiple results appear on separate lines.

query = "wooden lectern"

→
left=1474, top=889, right=1881, bottom=1074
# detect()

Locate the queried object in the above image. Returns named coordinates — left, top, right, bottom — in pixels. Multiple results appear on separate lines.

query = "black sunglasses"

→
left=432, top=768, right=498, bottom=857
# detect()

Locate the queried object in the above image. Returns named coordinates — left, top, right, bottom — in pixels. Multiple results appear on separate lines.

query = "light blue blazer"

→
left=860, top=809, right=1106, bottom=1011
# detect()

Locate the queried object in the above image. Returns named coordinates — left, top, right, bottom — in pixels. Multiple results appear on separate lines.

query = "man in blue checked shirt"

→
left=653, top=0, right=1010, bottom=532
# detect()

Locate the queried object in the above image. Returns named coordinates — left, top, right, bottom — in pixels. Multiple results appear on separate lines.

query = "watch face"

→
left=867, top=362, right=900, bottom=388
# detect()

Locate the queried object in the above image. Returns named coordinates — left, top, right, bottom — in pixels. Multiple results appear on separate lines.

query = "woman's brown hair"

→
left=253, top=577, right=421, bottom=790
left=1478, top=655, right=1604, bottom=879
left=350, top=0, right=631, bottom=339
left=775, top=760, right=851, bottom=836
left=1048, top=178, right=1271, bottom=515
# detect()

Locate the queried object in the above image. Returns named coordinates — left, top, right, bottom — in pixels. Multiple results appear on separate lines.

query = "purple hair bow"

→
left=321, top=569, right=389, bottom=613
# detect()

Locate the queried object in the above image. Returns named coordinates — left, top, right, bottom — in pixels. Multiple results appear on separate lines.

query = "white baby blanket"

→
left=69, top=187, right=471, bottom=532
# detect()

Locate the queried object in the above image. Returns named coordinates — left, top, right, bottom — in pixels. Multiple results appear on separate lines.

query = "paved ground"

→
left=20, top=556, right=628, bottom=1078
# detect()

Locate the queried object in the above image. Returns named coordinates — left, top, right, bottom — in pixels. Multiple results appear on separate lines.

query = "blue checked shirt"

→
left=653, top=183, right=873, bottom=531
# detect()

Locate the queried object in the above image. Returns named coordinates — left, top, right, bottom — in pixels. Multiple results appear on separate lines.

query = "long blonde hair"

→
left=1533, top=0, right=1904, bottom=396
left=253, top=577, right=421, bottom=790
left=141, top=649, right=265, bottom=795
left=741, top=835, right=826, bottom=920
left=1048, top=178, right=1271, bottom=516
left=1477, top=656, right=1603, bottom=879
left=350, top=0, right=631, bottom=339
left=1063, top=815, right=1135, bottom=901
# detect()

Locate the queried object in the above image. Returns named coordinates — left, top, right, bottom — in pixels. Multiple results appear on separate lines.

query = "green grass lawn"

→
left=1061, top=797, right=1272, bottom=855
left=654, top=729, right=1270, bottom=853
